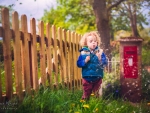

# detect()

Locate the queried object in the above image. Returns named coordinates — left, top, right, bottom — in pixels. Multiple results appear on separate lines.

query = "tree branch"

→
left=107, top=0, right=126, bottom=11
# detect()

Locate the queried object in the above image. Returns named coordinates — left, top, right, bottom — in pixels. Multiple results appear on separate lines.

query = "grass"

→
left=3, top=86, right=150, bottom=113
left=1, top=61, right=150, bottom=113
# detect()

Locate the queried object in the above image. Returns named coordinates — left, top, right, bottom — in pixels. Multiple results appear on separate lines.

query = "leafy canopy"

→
left=110, top=0, right=149, bottom=32
left=41, top=0, right=149, bottom=35
left=41, top=0, right=96, bottom=34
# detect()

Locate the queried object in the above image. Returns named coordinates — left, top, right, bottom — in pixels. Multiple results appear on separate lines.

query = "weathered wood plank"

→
left=75, top=33, right=79, bottom=88
left=52, top=25, right=58, bottom=88
left=71, top=32, right=75, bottom=88
left=12, top=11, right=23, bottom=100
left=1, top=8, right=13, bottom=100
left=62, top=29, right=68, bottom=86
left=46, top=23, right=53, bottom=87
left=74, top=33, right=78, bottom=88
left=58, top=27, right=64, bottom=86
left=21, top=14, right=31, bottom=94
left=38, top=21, right=46, bottom=86
left=30, top=18, right=38, bottom=91
left=67, top=30, right=72, bottom=89
left=78, top=35, right=82, bottom=86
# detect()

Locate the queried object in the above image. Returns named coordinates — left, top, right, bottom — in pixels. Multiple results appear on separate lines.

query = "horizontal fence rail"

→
left=0, top=8, right=82, bottom=102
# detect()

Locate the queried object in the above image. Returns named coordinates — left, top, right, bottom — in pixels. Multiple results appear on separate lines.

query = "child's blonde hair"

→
left=79, top=31, right=101, bottom=47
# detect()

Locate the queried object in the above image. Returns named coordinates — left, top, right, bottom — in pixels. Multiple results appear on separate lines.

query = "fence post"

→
left=62, top=29, right=67, bottom=86
left=46, top=23, right=53, bottom=88
left=75, top=33, right=79, bottom=88
left=71, top=32, right=76, bottom=88
left=30, top=18, right=39, bottom=91
left=38, top=21, right=46, bottom=86
left=67, top=30, right=72, bottom=89
left=52, top=25, right=58, bottom=88
left=12, top=11, right=23, bottom=101
left=1, top=8, right=13, bottom=100
left=58, top=27, right=65, bottom=87
left=77, top=34, right=81, bottom=88
left=21, top=15, right=31, bottom=94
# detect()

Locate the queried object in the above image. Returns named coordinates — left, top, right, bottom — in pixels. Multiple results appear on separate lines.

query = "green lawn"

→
left=3, top=86, right=150, bottom=113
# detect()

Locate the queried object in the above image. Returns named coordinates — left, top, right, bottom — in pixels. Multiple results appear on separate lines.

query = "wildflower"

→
left=80, top=99, right=85, bottom=103
left=71, top=103, right=75, bottom=107
left=147, top=103, right=150, bottom=106
left=115, top=90, right=119, bottom=93
left=83, top=104, right=89, bottom=108
left=95, top=108, right=98, bottom=111
left=106, top=83, right=111, bottom=88
left=75, top=112, right=80, bottom=113
left=91, top=93, right=94, bottom=96
left=93, top=108, right=98, bottom=113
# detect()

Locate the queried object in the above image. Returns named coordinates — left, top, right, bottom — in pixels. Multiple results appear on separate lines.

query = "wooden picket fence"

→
left=0, top=8, right=82, bottom=102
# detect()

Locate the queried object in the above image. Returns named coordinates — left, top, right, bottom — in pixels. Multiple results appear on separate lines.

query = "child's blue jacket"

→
left=77, top=46, right=108, bottom=82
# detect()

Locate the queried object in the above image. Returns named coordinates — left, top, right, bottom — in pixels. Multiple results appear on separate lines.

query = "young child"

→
left=77, top=31, right=108, bottom=100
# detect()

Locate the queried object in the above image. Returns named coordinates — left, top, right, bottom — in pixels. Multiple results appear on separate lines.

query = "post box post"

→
left=119, top=37, right=143, bottom=103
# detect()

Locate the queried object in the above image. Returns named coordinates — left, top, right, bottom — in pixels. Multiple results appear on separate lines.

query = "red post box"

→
left=119, top=38, right=143, bottom=103
left=123, top=46, right=138, bottom=79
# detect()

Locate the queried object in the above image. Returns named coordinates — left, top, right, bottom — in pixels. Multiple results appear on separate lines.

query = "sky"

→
left=0, top=0, right=56, bottom=31
left=0, top=0, right=149, bottom=29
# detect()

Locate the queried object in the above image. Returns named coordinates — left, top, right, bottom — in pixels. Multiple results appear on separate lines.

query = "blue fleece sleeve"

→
left=101, top=53, right=108, bottom=67
left=77, top=55, right=86, bottom=68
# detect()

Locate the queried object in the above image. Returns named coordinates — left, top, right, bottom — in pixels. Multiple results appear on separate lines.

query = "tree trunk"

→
left=92, top=0, right=111, bottom=57
left=128, top=2, right=139, bottom=37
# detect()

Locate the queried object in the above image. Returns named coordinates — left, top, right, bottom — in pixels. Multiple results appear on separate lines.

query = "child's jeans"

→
left=82, top=78, right=102, bottom=100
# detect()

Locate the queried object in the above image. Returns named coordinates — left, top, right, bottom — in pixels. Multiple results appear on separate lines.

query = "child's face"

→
left=86, top=35, right=97, bottom=50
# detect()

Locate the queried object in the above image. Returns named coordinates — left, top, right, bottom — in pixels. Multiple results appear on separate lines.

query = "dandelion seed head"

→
left=116, top=108, right=119, bottom=111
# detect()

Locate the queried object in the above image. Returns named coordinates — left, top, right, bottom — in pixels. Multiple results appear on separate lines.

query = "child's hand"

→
left=96, top=49, right=103, bottom=60
left=85, top=56, right=90, bottom=63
